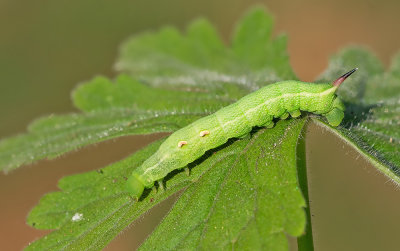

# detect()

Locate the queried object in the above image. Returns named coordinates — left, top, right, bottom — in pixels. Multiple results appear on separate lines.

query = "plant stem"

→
left=296, top=128, right=314, bottom=251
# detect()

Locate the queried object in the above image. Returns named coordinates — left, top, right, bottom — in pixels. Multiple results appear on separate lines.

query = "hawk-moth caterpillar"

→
left=126, top=69, right=357, bottom=200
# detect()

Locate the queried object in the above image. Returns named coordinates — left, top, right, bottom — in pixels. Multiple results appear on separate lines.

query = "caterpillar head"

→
left=325, top=68, right=358, bottom=126
left=126, top=174, right=145, bottom=201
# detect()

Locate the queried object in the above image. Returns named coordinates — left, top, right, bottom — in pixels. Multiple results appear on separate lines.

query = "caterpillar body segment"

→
left=126, top=69, right=357, bottom=200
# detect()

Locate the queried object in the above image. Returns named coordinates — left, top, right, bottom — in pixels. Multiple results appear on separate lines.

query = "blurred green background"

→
left=1, top=0, right=400, bottom=250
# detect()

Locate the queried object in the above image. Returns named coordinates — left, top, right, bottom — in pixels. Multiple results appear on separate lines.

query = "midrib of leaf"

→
left=197, top=122, right=291, bottom=249
left=172, top=150, right=239, bottom=250
left=220, top=129, right=280, bottom=249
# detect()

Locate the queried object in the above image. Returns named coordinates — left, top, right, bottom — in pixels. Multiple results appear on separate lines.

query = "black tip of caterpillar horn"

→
left=332, top=68, right=358, bottom=87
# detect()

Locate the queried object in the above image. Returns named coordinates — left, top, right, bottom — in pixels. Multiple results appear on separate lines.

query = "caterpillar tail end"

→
left=324, top=108, right=344, bottom=127
left=126, top=175, right=145, bottom=201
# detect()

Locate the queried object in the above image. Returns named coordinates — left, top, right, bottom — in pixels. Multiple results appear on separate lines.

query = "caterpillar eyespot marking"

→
left=199, top=130, right=210, bottom=137
left=178, top=141, right=187, bottom=148
left=126, top=69, right=358, bottom=200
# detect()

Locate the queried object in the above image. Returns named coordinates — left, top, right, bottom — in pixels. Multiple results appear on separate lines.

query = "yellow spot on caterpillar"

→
left=178, top=141, right=188, bottom=148
left=199, top=130, right=210, bottom=137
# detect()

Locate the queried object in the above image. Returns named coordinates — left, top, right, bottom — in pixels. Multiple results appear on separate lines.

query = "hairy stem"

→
left=296, top=127, right=314, bottom=251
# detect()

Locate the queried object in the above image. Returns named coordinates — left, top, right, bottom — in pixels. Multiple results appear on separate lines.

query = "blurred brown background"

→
left=0, top=0, right=399, bottom=250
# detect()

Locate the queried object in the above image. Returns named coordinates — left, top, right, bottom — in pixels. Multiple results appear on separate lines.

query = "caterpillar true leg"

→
left=185, top=167, right=190, bottom=176
left=158, top=180, right=165, bottom=191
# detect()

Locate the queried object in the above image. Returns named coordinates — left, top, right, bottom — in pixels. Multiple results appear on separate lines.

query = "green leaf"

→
left=140, top=119, right=306, bottom=251
left=26, top=118, right=306, bottom=251
left=316, top=47, right=400, bottom=183
left=115, top=7, right=295, bottom=92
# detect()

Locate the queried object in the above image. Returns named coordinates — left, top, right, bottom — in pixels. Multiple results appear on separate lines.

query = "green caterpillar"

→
left=126, top=69, right=357, bottom=200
